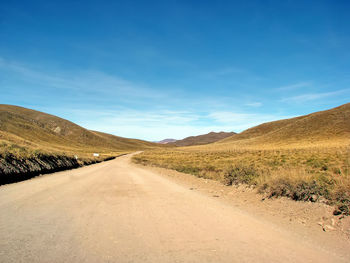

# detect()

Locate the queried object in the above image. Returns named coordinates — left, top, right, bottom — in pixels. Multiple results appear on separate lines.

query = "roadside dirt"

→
left=140, top=163, right=350, bottom=240
left=0, top=153, right=349, bottom=262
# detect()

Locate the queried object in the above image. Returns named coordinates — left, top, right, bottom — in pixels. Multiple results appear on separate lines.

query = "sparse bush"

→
left=222, top=164, right=259, bottom=186
left=266, top=179, right=322, bottom=201
left=132, top=146, right=350, bottom=215
left=332, top=179, right=350, bottom=215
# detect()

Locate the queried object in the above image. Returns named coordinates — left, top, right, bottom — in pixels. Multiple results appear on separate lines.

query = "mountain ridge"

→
left=156, top=139, right=177, bottom=144
left=169, top=131, right=236, bottom=147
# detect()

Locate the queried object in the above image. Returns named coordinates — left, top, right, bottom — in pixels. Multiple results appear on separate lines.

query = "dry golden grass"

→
left=215, top=102, right=350, bottom=148
left=0, top=104, right=160, bottom=160
left=134, top=104, right=350, bottom=214
left=0, top=105, right=162, bottom=184
left=132, top=103, right=350, bottom=215
left=133, top=146, right=350, bottom=215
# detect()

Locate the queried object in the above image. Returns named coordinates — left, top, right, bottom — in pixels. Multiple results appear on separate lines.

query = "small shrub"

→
left=223, top=164, right=259, bottom=186
left=332, top=181, right=350, bottom=216
left=292, top=180, right=323, bottom=201
left=259, top=170, right=329, bottom=202
left=132, top=147, right=350, bottom=216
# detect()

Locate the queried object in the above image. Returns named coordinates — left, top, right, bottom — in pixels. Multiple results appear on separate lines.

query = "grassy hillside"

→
left=133, top=104, right=350, bottom=215
left=0, top=104, right=159, bottom=184
left=169, top=131, right=236, bottom=147
left=0, top=104, right=157, bottom=157
left=215, top=103, right=350, bottom=148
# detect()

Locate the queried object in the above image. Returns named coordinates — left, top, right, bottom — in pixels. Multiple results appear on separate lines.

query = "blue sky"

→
left=1, top=0, right=349, bottom=141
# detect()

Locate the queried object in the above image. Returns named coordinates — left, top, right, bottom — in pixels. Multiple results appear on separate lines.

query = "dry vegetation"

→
left=215, top=103, right=350, bottom=148
left=133, top=146, right=350, bottom=215
left=0, top=105, right=157, bottom=157
left=0, top=104, right=160, bottom=156
left=0, top=104, right=159, bottom=184
left=134, top=103, right=350, bottom=215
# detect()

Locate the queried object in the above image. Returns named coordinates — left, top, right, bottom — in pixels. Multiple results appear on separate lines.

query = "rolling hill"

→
left=0, top=104, right=157, bottom=155
left=0, top=104, right=160, bottom=184
left=133, top=103, right=350, bottom=214
left=169, top=131, right=236, bottom=147
left=215, top=103, right=350, bottom=148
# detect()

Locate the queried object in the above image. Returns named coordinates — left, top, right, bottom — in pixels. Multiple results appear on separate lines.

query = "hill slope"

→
left=0, top=104, right=159, bottom=184
left=170, top=131, right=236, bottom=147
left=216, top=103, right=350, bottom=148
left=133, top=103, right=350, bottom=214
left=0, top=104, right=157, bottom=155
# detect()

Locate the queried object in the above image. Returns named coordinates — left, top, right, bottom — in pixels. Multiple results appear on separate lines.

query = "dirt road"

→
left=0, top=154, right=349, bottom=262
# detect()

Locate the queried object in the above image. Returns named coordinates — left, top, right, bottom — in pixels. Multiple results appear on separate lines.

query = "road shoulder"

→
left=131, top=160, right=350, bottom=258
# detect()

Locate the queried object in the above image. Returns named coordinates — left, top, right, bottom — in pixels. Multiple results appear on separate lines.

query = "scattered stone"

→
left=333, top=209, right=342, bottom=216
left=323, top=225, right=335, bottom=232
left=213, top=195, right=220, bottom=198
left=331, top=218, right=336, bottom=226
left=317, top=221, right=323, bottom=226
left=310, top=195, right=318, bottom=202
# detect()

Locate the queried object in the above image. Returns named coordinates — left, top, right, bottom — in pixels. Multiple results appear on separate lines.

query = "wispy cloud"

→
left=245, top=102, right=262, bottom=107
left=0, top=57, right=164, bottom=100
left=278, top=81, right=312, bottom=91
left=201, top=66, right=263, bottom=82
left=281, top=89, right=350, bottom=103
left=208, top=111, right=288, bottom=126
left=0, top=58, right=314, bottom=141
left=69, top=109, right=202, bottom=141
left=207, top=67, right=245, bottom=77
left=58, top=107, right=290, bottom=141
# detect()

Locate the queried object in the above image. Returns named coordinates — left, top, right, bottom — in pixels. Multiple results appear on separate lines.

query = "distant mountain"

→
left=217, top=103, right=350, bottom=147
left=170, top=131, right=236, bottom=147
left=157, top=139, right=177, bottom=144
left=0, top=104, right=158, bottom=155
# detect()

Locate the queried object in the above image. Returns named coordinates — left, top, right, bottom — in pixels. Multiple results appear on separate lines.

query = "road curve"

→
left=0, top=153, right=348, bottom=262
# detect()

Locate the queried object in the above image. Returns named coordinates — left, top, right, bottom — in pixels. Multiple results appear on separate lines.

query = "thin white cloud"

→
left=0, top=58, right=300, bottom=141
left=281, top=89, right=349, bottom=103
left=278, top=81, right=312, bottom=91
left=208, top=112, right=253, bottom=123
left=69, top=109, right=291, bottom=141
left=209, top=67, right=245, bottom=77
left=90, top=124, right=235, bottom=141
left=201, top=66, right=263, bottom=82
left=246, top=102, right=262, bottom=107
left=70, top=109, right=202, bottom=141
left=0, top=57, right=165, bottom=100
left=208, top=111, right=291, bottom=131
left=48, top=106, right=289, bottom=141
left=75, top=109, right=198, bottom=126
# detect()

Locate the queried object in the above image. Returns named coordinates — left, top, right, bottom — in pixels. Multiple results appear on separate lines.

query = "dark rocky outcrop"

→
left=0, top=153, right=116, bottom=185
